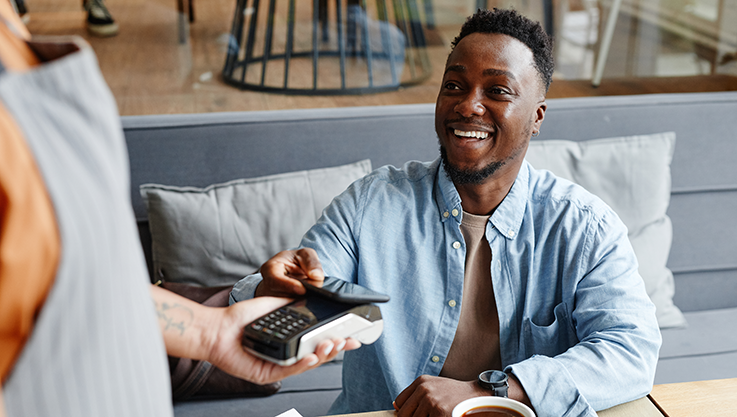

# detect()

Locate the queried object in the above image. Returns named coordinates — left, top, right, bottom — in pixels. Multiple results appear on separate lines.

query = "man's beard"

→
left=440, top=145, right=505, bottom=185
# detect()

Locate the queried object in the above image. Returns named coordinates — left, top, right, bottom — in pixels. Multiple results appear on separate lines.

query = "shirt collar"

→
left=489, top=161, right=530, bottom=240
left=434, top=158, right=530, bottom=239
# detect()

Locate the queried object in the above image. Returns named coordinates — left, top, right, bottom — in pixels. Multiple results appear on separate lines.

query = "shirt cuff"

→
left=229, top=273, right=263, bottom=305
left=506, top=355, right=596, bottom=417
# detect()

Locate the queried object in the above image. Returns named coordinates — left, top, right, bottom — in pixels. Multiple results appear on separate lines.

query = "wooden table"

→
left=330, top=378, right=737, bottom=417
left=649, top=378, right=737, bottom=417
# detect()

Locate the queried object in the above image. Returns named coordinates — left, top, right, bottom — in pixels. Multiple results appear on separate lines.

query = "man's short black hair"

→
left=451, top=8, right=554, bottom=93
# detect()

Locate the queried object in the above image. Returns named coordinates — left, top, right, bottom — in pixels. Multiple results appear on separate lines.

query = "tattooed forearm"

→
left=155, top=301, right=194, bottom=336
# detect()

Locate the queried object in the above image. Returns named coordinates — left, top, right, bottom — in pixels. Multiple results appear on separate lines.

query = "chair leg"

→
left=592, top=0, right=623, bottom=87
left=542, top=0, right=554, bottom=38
left=319, top=0, right=329, bottom=42
left=423, top=0, right=435, bottom=29
left=177, top=0, right=187, bottom=43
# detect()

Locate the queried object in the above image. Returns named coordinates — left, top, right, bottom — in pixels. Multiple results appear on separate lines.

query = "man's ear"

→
left=534, top=101, right=547, bottom=129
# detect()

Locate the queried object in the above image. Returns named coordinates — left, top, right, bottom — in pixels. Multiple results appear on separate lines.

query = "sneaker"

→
left=84, top=0, right=119, bottom=37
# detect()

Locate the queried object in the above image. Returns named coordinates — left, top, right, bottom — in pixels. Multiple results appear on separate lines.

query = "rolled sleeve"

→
left=508, top=356, right=596, bottom=417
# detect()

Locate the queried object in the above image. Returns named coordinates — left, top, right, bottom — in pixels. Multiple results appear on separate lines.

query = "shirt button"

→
left=452, top=241, right=461, bottom=249
left=508, top=230, right=515, bottom=237
left=443, top=211, right=450, bottom=218
left=431, top=356, right=440, bottom=363
left=448, top=300, right=457, bottom=307
left=451, top=209, right=459, bottom=217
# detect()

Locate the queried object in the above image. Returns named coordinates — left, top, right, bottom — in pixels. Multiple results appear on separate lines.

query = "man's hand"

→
left=204, top=296, right=360, bottom=384
left=394, top=375, right=487, bottom=417
left=151, top=286, right=361, bottom=385
left=255, top=248, right=325, bottom=298
left=394, top=374, right=533, bottom=417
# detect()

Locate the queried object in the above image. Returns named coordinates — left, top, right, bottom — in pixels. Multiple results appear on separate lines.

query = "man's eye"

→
left=444, top=82, right=461, bottom=90
left=489, top=87, right=508, bottom=95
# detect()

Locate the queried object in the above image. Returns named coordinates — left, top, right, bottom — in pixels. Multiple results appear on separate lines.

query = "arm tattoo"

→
left=155, top=301, right=194, bottom=336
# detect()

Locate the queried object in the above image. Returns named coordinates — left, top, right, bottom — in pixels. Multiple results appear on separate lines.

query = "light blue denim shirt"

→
left=231, top=158, right=661, bottom=417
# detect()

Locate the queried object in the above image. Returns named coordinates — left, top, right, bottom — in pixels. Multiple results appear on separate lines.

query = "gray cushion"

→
left=140, top=159, right=372, bottom=286
left=525, top=133, right=686, bottom=328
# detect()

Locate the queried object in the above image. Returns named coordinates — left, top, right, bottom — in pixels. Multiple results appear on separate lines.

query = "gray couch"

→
left=123, top=91, right=737, bottom=417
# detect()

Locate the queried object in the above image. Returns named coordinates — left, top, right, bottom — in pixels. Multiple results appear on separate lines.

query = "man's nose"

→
left=454, top=89, right=486, bottom=118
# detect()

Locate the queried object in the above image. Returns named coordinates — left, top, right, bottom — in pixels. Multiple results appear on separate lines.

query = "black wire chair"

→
left=222, top=0, right=432, bottom=95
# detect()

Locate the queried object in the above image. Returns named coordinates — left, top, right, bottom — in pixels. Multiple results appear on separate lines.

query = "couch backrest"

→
left=123, top=91, right=737, bottom=312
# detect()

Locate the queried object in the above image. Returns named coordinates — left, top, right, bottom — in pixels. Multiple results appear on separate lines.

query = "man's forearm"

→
left=150, top=285, right=217, bottom=361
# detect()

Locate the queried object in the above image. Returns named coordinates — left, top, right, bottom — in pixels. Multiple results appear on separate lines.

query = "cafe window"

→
left=21, top=0, right=737, bottom=115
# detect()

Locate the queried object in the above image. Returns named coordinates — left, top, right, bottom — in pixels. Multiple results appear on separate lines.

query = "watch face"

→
left=480, top=370, right=508, bottom=386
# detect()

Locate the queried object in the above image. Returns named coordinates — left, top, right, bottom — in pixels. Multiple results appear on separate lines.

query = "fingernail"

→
left=323, top=342, right=335, bottom=356
left=336, top=340, right=346, bottom=351
left=393, top=401, right=398, bottom=411
left=307, top=356, right=319, bottom=366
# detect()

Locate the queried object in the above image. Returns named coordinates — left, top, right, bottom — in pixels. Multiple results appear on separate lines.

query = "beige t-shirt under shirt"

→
left=440, top=211, right=502, bottom=380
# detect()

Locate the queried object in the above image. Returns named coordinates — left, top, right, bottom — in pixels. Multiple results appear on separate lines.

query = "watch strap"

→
left=491, top=382, right=508, bottom=397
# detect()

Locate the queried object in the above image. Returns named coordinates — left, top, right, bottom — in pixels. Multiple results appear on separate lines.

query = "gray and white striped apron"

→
left=1, top=33, right=173, bottom=417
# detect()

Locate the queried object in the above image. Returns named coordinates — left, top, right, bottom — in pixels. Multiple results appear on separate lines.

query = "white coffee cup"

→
left=452, top=396, right=536, bottom=417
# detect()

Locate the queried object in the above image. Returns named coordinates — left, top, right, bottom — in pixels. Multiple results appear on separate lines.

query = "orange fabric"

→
left=0, top=2, right=60, bottom=383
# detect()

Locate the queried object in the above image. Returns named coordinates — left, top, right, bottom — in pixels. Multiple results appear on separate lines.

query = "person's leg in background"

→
left=83, top=0, right=118, bottom=37
left=9, top=0, right=118, bottom=37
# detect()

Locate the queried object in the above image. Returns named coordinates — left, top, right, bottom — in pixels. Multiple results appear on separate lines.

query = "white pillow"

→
left=140, top=159, right=372, bottom=287
left=525, top=132, right=686, bottom=328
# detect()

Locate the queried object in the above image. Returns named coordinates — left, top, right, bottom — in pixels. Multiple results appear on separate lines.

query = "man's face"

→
left=435, top=32, right=546, bottom=185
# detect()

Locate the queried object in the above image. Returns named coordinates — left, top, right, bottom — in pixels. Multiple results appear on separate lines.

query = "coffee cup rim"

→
left=451, top=396, right=536, bottom=417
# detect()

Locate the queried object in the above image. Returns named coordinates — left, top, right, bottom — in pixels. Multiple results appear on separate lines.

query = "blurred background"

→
left=19, top=0, right=737, bottom=115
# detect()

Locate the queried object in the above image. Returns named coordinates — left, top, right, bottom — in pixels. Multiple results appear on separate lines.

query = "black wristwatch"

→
left=477, top=370, right=509, bottom=397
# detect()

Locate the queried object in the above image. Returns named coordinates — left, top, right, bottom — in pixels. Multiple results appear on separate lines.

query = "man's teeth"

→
left=454, top=129, right=489, bottom=139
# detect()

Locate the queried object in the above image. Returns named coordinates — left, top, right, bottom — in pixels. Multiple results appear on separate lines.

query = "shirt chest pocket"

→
left=523, top=302, right=578, bottom=358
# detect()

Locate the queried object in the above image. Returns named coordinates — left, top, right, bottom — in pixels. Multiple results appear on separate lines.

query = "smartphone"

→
left=242, top=294, right=384, bottom=365
left=300, top=276, right=390, bottom=304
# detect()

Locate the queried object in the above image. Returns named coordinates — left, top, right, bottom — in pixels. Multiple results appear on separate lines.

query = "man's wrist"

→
left=506, top=373, right=533, bottom=410
left=200, top=304, right=226, bottom=363
left=231, top=274, right=263, bottom=302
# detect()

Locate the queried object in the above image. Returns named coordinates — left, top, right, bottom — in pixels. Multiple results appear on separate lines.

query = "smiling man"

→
left=231, top=8, right=661, bottom=417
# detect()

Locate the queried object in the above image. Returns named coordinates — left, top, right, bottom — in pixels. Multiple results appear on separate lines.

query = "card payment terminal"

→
left=241, top=277, right=388, bottom=366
